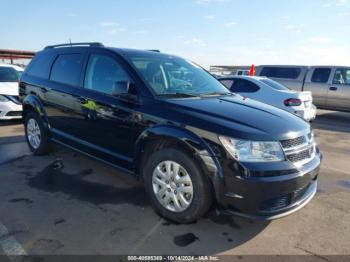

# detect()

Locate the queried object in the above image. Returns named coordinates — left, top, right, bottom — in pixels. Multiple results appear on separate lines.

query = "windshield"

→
left=260, top=78, right=289, bottom=91
left=127, top=54, right=230, bottom=96
left=0, top=67, right=21, bottom=82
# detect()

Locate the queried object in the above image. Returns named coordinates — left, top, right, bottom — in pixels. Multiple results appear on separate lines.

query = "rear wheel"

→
left=144, top=148, right=212, bottom=223
left=24, top=112, right=51, bottom=155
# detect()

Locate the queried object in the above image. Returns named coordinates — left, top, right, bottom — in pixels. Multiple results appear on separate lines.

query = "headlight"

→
left=0, top=95, right=9, bottom=102
left=219, top=136, right=285, bottom=162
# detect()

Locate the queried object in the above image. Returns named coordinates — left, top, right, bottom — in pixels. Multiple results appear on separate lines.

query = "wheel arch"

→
left=22, top=95, right=49, bottom=127
left=134, top=124, right=224, bottom=200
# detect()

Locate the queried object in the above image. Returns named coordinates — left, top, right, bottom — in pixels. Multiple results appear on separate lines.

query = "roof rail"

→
left=44, top=42, right=104, bottom=50
left=148, top=49, right=160, bottom=52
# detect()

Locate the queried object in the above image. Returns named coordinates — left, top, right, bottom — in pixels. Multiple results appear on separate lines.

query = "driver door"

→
left=74, top=52, right=141, bottom=169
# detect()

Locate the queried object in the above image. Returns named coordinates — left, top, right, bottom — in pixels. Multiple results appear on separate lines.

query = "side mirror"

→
left=112, top=81, right=138, bottom=102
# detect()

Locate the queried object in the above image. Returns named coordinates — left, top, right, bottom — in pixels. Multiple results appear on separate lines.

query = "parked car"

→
left=19, top=43, right=322, bottom=223
left=0, top=64, right=23, bottom=120
left=255, top=65, right=350, bottom=112
left=236, top=69, right=249, bottom=76
left=218, top=76, right=317, bottom=121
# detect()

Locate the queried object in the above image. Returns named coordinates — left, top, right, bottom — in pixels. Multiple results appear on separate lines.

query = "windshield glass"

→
left=260, top=78, right=289, bottom=91
left=127, top=54, right=229, bottom=96
left=0, top=67, right=21, bottom=82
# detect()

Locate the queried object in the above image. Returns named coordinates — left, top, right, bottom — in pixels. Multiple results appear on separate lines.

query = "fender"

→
left=22, top=95, right=49, bottom=128
left=134, top=124, right=225, bottom=200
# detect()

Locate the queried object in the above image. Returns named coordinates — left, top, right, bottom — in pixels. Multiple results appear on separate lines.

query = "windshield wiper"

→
left=156, top=93, right=199, bottom=98
left=199, top=91, right=234, bottom=97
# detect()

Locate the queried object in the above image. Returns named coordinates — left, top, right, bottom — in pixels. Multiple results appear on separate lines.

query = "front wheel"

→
left=144, top=148, right=212, bottom=223
left=24, top=112, right=51, bottom=155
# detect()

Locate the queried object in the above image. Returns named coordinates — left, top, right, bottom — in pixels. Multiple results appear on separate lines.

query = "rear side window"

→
left=260, top=78, right=289, bottom=90
left=333, top=68, right=350, bottom=85
left=260, top=67, right=301, bottom=79
left=0, top=67, right=19, bottom=82
left=26, top=52, right=56, bottom=79
left=231, top=79, right=260, bottom=93
left=50, top=54, right=83, bottom=86
left=84, top=54, right=132, bottom=95
left=311, top=68, right=331, bottom=83
left=219, top=79, right=234, bottom=89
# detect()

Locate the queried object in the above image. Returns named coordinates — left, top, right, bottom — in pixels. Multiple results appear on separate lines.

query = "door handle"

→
left=329, top=86, right=338, bottom=91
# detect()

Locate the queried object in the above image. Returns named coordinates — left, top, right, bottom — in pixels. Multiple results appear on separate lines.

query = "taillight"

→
left=284, top=98, right=302, bottom=106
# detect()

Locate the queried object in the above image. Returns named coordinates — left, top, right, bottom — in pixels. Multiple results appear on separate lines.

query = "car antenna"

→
left=69, top=38, right=72, bottom=47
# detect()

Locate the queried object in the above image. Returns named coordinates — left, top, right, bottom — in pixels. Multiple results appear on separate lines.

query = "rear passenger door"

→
left=303, top=67, right=331, bottom=107
left=326, top=67, right=350, bottom=110
left=45, top=52, right=87, bottom=136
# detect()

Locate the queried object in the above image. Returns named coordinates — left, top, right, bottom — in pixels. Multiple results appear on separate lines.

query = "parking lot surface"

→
left=0, top=110, right=349, bottom=257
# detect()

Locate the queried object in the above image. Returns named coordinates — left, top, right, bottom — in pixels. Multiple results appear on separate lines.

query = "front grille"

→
left=260, top=183, right=310, bottom=212
left=281, top=136, right=306, bottom=149
left=6, top=111, right=22, bottom=117
left=260, top=195, right=290, bottom=212
left=293, top=184, right=310, bottom=201
left=281, top=134, right=314, bottom=165
left=287, top=147, right=314, bottom=163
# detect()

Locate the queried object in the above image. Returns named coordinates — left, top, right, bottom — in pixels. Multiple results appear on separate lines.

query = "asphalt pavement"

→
left=0, top=111, right=349, bottom=258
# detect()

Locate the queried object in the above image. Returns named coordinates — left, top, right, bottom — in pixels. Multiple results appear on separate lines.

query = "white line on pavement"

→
left=0, top=222, right=27, bottom=258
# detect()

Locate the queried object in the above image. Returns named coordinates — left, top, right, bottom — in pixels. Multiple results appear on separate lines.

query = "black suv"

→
left=19, top=43, right=322, bottom=223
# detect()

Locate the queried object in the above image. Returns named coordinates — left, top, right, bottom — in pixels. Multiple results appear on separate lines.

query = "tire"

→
left=24, top=111, right=51, bottom=155
left=143, top=148, right=212, bottom=223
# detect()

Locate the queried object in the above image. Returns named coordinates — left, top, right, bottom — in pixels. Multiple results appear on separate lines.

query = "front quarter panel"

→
left=134, top=124, right=225, bottom=200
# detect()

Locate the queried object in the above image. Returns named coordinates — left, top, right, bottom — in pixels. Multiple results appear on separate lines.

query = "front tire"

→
left=24, top=112, right=51, bottom=155
left=144, top=148, right=212, bottom=223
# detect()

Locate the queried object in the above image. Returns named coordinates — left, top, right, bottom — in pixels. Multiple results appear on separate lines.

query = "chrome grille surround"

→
left=281, top=133, right=315, bottom=166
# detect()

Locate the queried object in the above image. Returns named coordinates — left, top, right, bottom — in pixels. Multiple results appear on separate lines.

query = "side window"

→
left=231, top=79, right=260, bottom=93
left=333, top=68, right=350, bottom=85
left=50, top=54, right=83, bottom=86
left=26, top=52, right=56, bottom=79
left=260, top=67, right=301, bottom=79
left=84, top=54, right=132, bottom=95
left=311, top=68, right=331, bottom=83
left=219, top=79, right=234, bottom=89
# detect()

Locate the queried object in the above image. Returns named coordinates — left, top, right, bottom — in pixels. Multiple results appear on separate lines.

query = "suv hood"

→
left=0, top=82, right=19, bottom=96
left=164, top=95, right=310, bottom=141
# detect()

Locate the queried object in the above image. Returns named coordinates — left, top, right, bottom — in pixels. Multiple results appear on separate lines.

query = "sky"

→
left=1, top=0, right=350, bottom=68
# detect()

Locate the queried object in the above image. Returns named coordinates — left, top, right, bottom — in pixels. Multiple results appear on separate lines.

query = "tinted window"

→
left=231, top=79, right=260, bottom=93
left=50, top=54, right=83, bottom=86
left=333, top=68, right=350, bottom=85
left=26, top=52, right=56, bottom=79
left=311, top=68, right=331, bottom=83
left=0, top=67, right=20, bottom=82
left=260, top=67, right=301, bottom=79
left=84, top=54, right=132, bottom=95
left=260, top=78, right=289, bottom=90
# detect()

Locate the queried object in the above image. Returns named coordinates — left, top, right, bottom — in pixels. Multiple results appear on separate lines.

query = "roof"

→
left=106, top=47, right=176, bottom=58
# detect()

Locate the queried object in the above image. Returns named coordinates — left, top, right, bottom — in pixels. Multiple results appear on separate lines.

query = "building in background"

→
left=0, top=49, right=35, bottom=68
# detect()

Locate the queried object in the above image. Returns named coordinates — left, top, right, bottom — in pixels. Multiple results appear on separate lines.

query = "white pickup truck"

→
left=255, top=65, right=350, bottom=112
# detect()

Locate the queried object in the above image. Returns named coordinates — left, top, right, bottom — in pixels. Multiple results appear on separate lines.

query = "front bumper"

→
left=216, top=149, right=321, bottom=220
left=0, top=101, right=22, bottom=120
